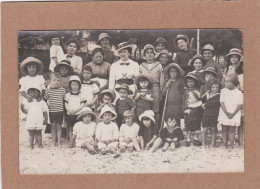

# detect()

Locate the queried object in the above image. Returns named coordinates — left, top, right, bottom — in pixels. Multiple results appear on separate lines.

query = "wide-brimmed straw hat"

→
left=201, top=44, right=215, bottom=55
left=154, top=37, right=167, bottom=46
left=174, top=34, right=190, bottom=47
left=139, top=110, right=155, bottom=124
left=225, top=48, right=243, bottom=61
left=97, top=33, right=111, bottom=45
left=189, top=54, right=206, bottom=67
left=163, top=63, right=185, bottom=77
left=98, top=105, right=117, bottom=120
left=77, top=107, right=96, bottom=121
left=114, top=38, right=137, bottom=57
left=185, top=72, right=200, bottom=83
left=20, top=57, right=43, bottom=75
left=199, top=67, right=218, bottom=82
left=115, top=84, right=133, bottom=95
left=156, top=50, right=172, bottom=59
left=98, top=89, right=116, bottom=102
left=134, top=74, right=154, bottom=85
left=54, top=60, right=73, bottom=75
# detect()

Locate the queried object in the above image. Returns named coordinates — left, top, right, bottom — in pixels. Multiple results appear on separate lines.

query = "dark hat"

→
left=154, top=37, right=167, bottom=46
left=199, top=67, right=218, bottom=82
left=115, top=84, right=133, bottom=95
left=190, top=54, right=206, bottom=67
left=225, top=48, right=243, bottom=61
left=54, top=60, right=74, bottom=75
left=134, top=74, right=154, bottom=85
left=99, top=89, right=116, bottom=102
left=185, top=72, right=200, bottom=83
left=201, top=44, right=215, bottom=55
left=174, top=34, right=190, bottom=47
left=114, top=38, right=137, bottom=57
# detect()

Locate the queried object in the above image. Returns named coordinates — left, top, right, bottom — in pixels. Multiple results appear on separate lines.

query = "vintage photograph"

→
left=18, top=29, right=244, bottom=174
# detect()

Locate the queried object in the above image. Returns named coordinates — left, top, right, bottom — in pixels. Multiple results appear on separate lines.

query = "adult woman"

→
left=86, top=48, right=111, bottom=91
left=97, top=33, right=116, bottom=64
left=109, top=39, right=139, bottom=94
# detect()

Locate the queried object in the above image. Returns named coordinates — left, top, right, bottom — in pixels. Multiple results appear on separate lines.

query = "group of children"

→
left=19, top=34, right=244, bottom=155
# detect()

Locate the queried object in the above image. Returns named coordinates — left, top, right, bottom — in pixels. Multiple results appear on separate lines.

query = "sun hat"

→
left=134, top=74, right=154, bottom=85
left=114, top=38, right=137, bottom=57
left=97, top=33, right=111, bottom=45
left=174, top=34, right=190, bottom=47
left=54, top=60, right=73, bottom=75
left=77, top=107, right=96, bottom=121
left=27, top=85, right=42, bottom=95
left=20, top=57, right=43, bottom=75
left=115, top=84, right=133, bottom=95
left=98, top=89, right=116, bottom=102
left=139, top=110, right=155, bottom=124
left=201, top=44, right=215, bottom=55
left=69, top=75, right=81, bottom=82
left=123, top=110, right=135, bottom=118
left=184, top=72, right=200, bottom=83
left=189, top=54, right=206, bottom=67
left=156, top=50, right=172, bottom=59
left=154, top=37, right=167, bottom=46
left=98, top=105, right=117, bottom=120
left=163, top=63, right=185, bottom=77
left=142, top=44, right=157, bottom=57
left=198, top=67, right=218, bottom=82
left=225, top=48, right=242, bottom=61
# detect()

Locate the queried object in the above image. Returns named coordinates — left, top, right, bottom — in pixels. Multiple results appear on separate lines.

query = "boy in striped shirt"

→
left=44, top=72, right=66, bottom=147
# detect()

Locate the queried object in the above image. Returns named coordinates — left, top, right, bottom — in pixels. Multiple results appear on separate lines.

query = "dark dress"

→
left=134, top=89, right=153, bottom=119
left=138, top=124, right=159, bottom=146
left=160, top=127, right=184, bottom=146
left=115, top=97, right=135, bottom=127
left=174, top=49, right=197, bottom=74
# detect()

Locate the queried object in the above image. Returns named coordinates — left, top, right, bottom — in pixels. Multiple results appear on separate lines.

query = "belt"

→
left=116, top=79, right=134, bottom=85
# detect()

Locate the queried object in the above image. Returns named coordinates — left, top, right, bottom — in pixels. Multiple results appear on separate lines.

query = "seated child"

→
left=119, top=110, right=141, bottom=153
left=69, top=107, right=97, bottom=154
left=21, top=86, right=48, bottom=149
left=97, top=89, right=116, bottom=113
left=201, top=79, right=221, bottom=148
left=153, top=114, right=184, bottom=152
left=115, top=84, right=135, bottom=127
left=138, top=110, right=159, bottom=152
left=183, top=72, right=203, bottom=147
left=95, top=106, right=119, bottom=155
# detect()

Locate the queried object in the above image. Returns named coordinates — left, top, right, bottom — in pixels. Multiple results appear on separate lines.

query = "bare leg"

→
left=35, top=130, right=43, bottom=148
left=68, top=127, right=73, bottom=143
left=131, top=138, right=141, bottom=151
left=238, top=125, right=244, bottom=147
left=126, top=146, right=134, bottom=153
left=228, top=126, right=236, bottom=149
left=210, top=127, right=216, bottom=148
left=28, top=130, right=35, bottom=149
left=120, top=145, right=127, bottom=153
left=56, top=123, right=62, bottom=146
left=162, top=142, right=170, bottom=152
left=222, top=125, right=228, bottom=148
left=109, top=147, right=116, bottom=154
left=149, top=138, right=162, bottom=153
left=202, top=127, right=208, bottom=148
left=169, top=142, right=176, bottom=151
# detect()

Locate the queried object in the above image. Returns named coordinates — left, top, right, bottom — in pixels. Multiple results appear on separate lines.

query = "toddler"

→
left=97, top=89, right=116, bottom=113
left=49, top=34, right=65, bottom=72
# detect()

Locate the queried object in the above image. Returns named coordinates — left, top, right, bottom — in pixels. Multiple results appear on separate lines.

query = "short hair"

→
left=209, top=79, right=221, bottom=92
left=165, top=113, right=180, bottom=125
left=92, top=48, right=104, bottom=57
left=27, top=88, right=41, bottom=97
left=136, top=77, right=152, bottom=90
left=82, top=65, right=93, bottom=74
left=25, top=62, right=40, bottom=74
left=68, top=80, right=81, bottom=90
left=50, top=72, right=61, bottom=80
left=101, top=93, right=113, bottom=101
left=66, top=38, right=81, bottom=50
left=225, top=73, right=239, bottom=87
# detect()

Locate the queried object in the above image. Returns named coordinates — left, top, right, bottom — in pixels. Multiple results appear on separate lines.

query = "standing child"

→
left=138, top=110, right=159, bottom=152
left=21, top=86, right=48, bottom=149
left=224, top=48, right=243, bottom=76
left=153, top=114, right=184, bottom=152
left=134, top=74, right=154, bottom=119
left=115, top=84, right=135, bottom=127
left=140, top=44, right=164, bottom=123
left=183, top=72, right=203, bottom=147
left=218, top=73, right=243, bottom=150
left=97, top=89, right=116, bottom=113
left=201, top=79, right=221, bottom=148
left=199, top=67, right=218, bottom=97
left=65, top=75, right=86, bottom=140
left=95, top=106, right=119, bottom=155
left=154, top=37, right=168, bottom=54
left=156, top=50, right=172, bottom=69
left=189, top=54, right=206, bottom=84
left=119, top=110, right=141, bottom=153
left=69, top=107, right=97, bottom=154
left=43, top=72, right=66, bottom=147
left=161, top=63, right=185, bottom=125
left=49, top=34, right=65, bottom=72
left=201, top=44, right=223, bottom=80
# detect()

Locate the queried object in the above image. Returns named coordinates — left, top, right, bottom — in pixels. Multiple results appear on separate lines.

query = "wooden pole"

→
left=197, top=29, right=200, bottom=54
left=160, top=87, right=170, bottom=133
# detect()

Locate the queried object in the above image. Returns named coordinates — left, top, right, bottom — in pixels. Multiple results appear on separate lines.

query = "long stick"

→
left=197, top=29, right=200, bottom=54
left=160, top=87, right=170, bottom=133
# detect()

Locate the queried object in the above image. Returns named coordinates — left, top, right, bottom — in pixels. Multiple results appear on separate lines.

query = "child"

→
left=54, top=59, right=74, bottom=93
left=80, top=65, right=100, bottom=111
left=95, top=106, right=119, bottom=155
left=153, top=114, right=184, bottom=152
left=201, top=44, right=223, bottom=80
left=199, top=67, right=218, bottom=97
left=19, top=57, right=45, bottom=103
left=134, top=74, right=154, bottom=119
left=140, top=44, right=164, bottom=123
left=21, top=86, right=48, bottom=149
left=138, top=110, right=159, bottom=152
left=69, top=107, right=97, bottom=154
left=65, top=75, right=86, bottom=140
left=173, top=34, right=197, bottom=74
left=161, top=63, right=185, bottom=125
left=63, top=38, right=83, bottom=75
left=43, top=72, right=66, bottom=147
left=115, top=84, right=135, bottom=127
left=189, top=54, right=206, bottom=83
left=156, top=50, right=172, bottom=69
left=119, top=110, right=141, bottom=153
left=154, top=37, right=168, bottom=54
left=97, top=89, right=116, bottom=113
left=49, top=34, right=65, bottom=72
left=218, top=73, right=243, bottom=150
left=183, top=72, right=203, bottom=147
left=224, top=48, right=243, bottom=76
left=201, top=79, right=221, bottom=148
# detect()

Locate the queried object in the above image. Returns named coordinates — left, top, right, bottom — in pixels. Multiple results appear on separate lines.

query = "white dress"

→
left=49, top=45, right=65, bottom=72
left=73, top=121, right=96, bottom=147
left=23, top=99, right=48, bottom=130
left=218, top=88, right=243, bottom=126
left=119, top=123, right=140, bottom=147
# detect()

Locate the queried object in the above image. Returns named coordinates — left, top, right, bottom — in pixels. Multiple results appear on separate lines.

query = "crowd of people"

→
left=19, top=32, right=244, bottom=155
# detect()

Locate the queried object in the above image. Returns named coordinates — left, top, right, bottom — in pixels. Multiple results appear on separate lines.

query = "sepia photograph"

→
left=18, top=29, right=244, bottom=174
